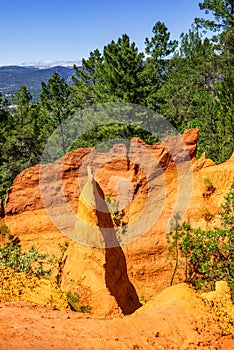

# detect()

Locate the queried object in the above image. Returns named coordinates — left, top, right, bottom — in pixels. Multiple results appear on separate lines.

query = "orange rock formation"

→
left=2, top=128, right=234, bottom=316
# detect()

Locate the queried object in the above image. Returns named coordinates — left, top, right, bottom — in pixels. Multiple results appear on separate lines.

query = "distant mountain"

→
left=0, top=65, right=81, bottom=102
left=20, top=60, right=82, bottom=69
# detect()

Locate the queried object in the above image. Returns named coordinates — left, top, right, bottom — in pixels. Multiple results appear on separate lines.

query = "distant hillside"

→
left=0, top=65, right=79, bottom=101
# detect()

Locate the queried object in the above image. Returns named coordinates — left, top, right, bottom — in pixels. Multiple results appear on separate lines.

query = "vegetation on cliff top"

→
left=0, top=0, right=233, bottom=199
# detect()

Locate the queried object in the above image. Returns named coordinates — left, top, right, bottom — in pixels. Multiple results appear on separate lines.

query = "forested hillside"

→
left=0, top=0, right=233, bottom=202
left=0, top=65, right=75, bottom=101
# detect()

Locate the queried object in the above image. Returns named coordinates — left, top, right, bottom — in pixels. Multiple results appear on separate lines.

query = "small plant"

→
left=105, top=193, right=123, bottom=226
left=58, top=241, right=69, bottom=254
left=203, top=177, right=216, bottom=197
left=139, top=295, right=147, bottom=304
left=67, top=291, right=80, bottom=312
left=105, top=193, right=112, bottom=205
left=80, top=305, right=89, bottom=313
left=55, top=241, right=69, bottom=286
left=0, top=224, right=9, bottom=246
left=66, top=291, right=89, bottom=313
left=105, top=193, right=119, bottom=214
left=199, top=206, right=215, bottom=221
left=167, top=214, right=191, bottom=285
left=220, top=182, right=234, bottom=230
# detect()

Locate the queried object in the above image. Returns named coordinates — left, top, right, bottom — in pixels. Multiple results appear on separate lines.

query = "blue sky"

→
left=0, top=0, right=207, bottom=66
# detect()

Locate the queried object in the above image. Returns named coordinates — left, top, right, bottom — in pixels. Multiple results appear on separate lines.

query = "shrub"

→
left=66, top=291, right=89, bottom=313
left=80, top=305, right=89, bottom=313
left=139, top=295, right=147, bottom=304
left=0, top=225, right=52, bottom=277
left=168, top=183, right=234, bottom=294
left=199, top=206, right=215, bottom=221
left=203, top=177, right=216, bottom=197
left=67, top=291, right=80, bottom=311
left=105, top=193, right=124, bottom=227
left=105, top=193, right=119, bottom=218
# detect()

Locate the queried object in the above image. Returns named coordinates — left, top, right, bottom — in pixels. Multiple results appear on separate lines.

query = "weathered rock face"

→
left=4, top=129, right=199, bottom=216
left=2, top=128, right=234, bottom=315
left=69, top=167, right=142, bottom=315
left=4, top=148, right=92, bottom=215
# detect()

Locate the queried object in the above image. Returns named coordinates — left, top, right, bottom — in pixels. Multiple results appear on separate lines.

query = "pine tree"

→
left=14, top=85, right=32, bottom=127
left=157, top=26, right=217, bottom=129
left=141, top=21, right=177, bottom=110
left=94, top=34, right=144, bottom=103
left=72, top=49, right=102, bottom=106
left=196, top=0, right=234, bottom=31
left=41, top=72, right=73, bottom=154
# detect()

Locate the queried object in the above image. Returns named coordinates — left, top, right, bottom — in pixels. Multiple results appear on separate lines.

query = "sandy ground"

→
left=0, top=297, right=234, bottom=350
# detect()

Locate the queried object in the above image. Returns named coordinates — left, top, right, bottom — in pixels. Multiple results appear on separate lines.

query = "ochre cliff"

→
left=2, top=128, right=234, bottom=315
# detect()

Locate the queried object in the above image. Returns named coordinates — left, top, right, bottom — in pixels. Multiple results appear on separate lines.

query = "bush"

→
left=202, top=177, right=216, bottom=197
left=0, top=225, right=52, bottom=277
left=66, top=291, right=89, bottom=313
left=168, top=183, right=234, bottom=294
left=199, top=206, right=215, bottom=221
left=67, top=291, right=80, bottom=311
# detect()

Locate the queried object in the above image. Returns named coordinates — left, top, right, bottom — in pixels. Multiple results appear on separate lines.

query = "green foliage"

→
left=104, top=193, right=127, bottom=244
left=95, top=34, right=144, bottom=104
left=41, top=73, right=72, bottom=118
left=199, top=206, right=215, bottom=221
left=0, top=92, right=10, bottom=124
left=54, top=241, right=69, bottom=287
left=0, top=100, right=49, bottom=198
left=191, top=1, right=234, bottom=162
left=15, top=84, right=32, bottom=105
left=142, top=21, right=177, bottom=110
left=66, top=291, right=89, bottom=313
left=0, top=3, right=234, bottom=200
left=167, top=183, right=234, bottom=293
left=105, top=193, right=120, bottom=221
left=0, top=225, right=52, bottom=277
left=80, top=305, right=89, bottom=313
left=41, top=72, right=74, bottom=154
left=145, top=21, right=177, bottom=59
left=214, top=78, right=234, bottom=162
left=195, top=0, right=234, bottom=31
left=158, top=26, right=218, bottom=129
left=73, top=35, right=145, bottom=104
left=0, top=73, right=77, bottom=198
left=167, top=213, right=186, bottom=285
left=66, top=291, right=80, bottom=311
left=156, top=21, right=233, bottom=163
left=72, top=49, right=102, bottom=106
left=203, top=177, right=216, bottom=193
left=58, top=241, right=69, bottom=254
left=139, top=295, right=147, bottom=304
left=221, top=182, right=234, bottom=229
left=0, top=224, right=10, bottom=245
left=69, top=122, right=158, bottom=152
left=202, top=178, right=216, bottom=198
